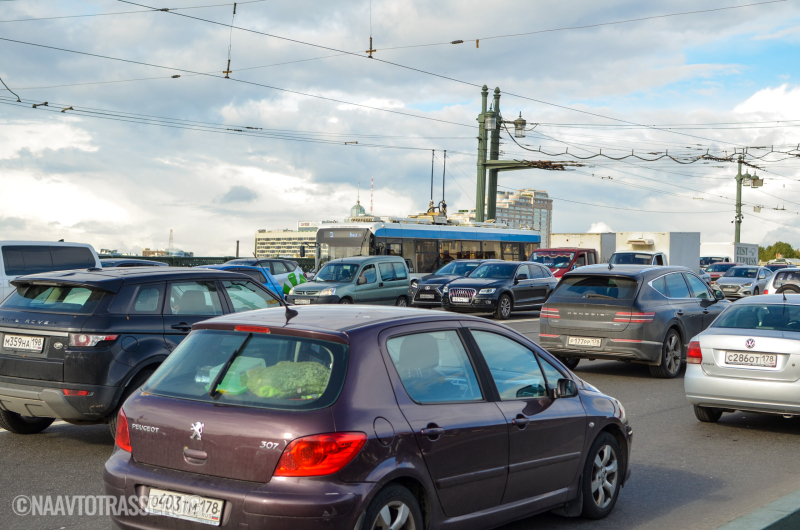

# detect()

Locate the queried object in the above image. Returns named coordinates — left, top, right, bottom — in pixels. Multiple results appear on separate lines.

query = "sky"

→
left=2, top=0, right=800, bottom=255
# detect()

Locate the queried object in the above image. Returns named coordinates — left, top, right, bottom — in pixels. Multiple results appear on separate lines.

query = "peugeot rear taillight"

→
left=274, top=432, right=366, bottom=477
left=115, top=408, right=132, bottom=452
left=687, top=341, right=702, bottom=364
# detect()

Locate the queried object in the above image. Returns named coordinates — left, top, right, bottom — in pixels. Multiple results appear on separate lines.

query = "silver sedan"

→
left=712, top=265, right=772, bottom=300
left=685, top=295, right=800, bottom=422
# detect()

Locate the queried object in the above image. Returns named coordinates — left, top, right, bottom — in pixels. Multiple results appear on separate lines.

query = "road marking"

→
left=508, top=318, right=541, bottom=323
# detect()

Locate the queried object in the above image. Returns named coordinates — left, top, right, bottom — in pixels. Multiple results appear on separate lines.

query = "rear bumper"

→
left=685, top=365, right=800, bottom=414
left=539, top=335, right=663, bottom=364
left=104, top=449, right=373, bottom=530
left=0, top=378, right=117, bottom=420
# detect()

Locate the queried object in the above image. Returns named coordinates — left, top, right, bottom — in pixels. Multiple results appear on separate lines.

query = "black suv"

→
left=0, top=267, right=283, bottom=435
left=411, top=259, right=499, bottom=308
left=442, top=261, right=558, bottom=319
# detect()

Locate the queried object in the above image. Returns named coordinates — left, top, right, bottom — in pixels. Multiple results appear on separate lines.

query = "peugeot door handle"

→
left=703, top=309, right=710, bottom=314
left=675, top=310, right=684, bottom=316
left=379, top=282, right=384, bottom=287
left=171, top=323, right=192, bottom=331
left=420, top=427, right=445, bottom=438
left=511, top=417, right=531, bottom=428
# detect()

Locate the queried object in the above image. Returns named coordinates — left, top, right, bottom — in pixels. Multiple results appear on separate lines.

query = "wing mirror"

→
left=515, top=274, right=528, bottom=284
left=713, top=289, right=725, bottom=301
left=357, top=276, right=367, bottom=285
left=551, top=378, right=578, bottom=399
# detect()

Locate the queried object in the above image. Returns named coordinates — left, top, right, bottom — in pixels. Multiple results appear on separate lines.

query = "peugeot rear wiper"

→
left=208, top=332, right=254, bottom=398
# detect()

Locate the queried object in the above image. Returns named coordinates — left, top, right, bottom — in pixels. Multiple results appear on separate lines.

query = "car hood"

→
left=715, top=277, right=757, bottom=286
left=293, top=281, right=350, bottom=292
left=448, top=278, right=508, bottom=290
left=419, top=275, right=461, bottom=285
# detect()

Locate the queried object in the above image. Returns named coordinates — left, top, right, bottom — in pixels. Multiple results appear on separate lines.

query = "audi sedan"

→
left=685, top=296, right=800, bottom=422
left=105, top=306, right=631, bottom=529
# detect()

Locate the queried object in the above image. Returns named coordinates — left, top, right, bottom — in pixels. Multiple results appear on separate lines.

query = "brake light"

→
left=62, top=389, right=89, bottom=396
left=274, top=432, right=367, bottom=477
left=763, top=289, right=769, bottom=295
left=115, top=408, right=132, bottom=452
left=540, top=307, right=560, bottom=319
left=68, top=333, right=118, bottom=347
left=234, top=325, right=271, bottom=333
left=615, top=312, right=656, bottom=323
left=687, top=341, right=702, bottom=364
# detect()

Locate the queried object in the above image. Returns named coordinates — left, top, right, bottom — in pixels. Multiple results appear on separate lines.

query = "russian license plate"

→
left=725, top=352, right=777, bottom=367
left=145, top=488, right=224, bottom=526
left=419, top=294, right=435, bottom=299
left=294, top=299, right=311, bottom=305
left=451, top=296, right=470, bottom=303
left=3, top=335, right=44, bottom=352
left=568, top=337, right=602, bottom=348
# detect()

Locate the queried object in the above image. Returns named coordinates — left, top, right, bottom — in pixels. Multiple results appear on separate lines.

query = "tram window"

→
left=460, top=241, right=481, bottom=260
left=483, top=242, right=501, bottom=260
left=415, top=240, right=439, bottom=274
left=502, top=243, right=522, bottom=261
left=439, top=241, right=459, bottom=265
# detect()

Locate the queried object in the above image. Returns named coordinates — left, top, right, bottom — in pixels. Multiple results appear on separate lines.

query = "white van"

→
left=0, top=241, right=101, bottom=300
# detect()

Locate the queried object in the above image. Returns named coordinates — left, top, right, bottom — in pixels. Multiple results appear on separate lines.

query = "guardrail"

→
left=99, top=256, right=318, bottom=271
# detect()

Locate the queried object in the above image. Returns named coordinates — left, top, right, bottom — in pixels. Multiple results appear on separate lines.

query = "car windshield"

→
left=144, top=329, right=348, bottom=411
left=435, top=261, right=481, bottom=276
left=530, top=251, right=575, bottom=268
left=706, top=263, right=734, bottom=272
left=700, top=257, right=725, bottom=267
left=714, top=304, right=800, bottom=332
left=724, top=267, right=758, bottom=278
left=1, top=284, right=106, bottom=314
left=550, top=275, right=638, bottom=300
left=609, top=253, right=653, bottom=265
left=314, top=263, right=359, bottom=282
left=469, top=263, right=518, bottom=280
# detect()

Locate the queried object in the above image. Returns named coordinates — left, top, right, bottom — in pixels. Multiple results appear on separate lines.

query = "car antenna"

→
left=784, top=290, right=787, bottom=302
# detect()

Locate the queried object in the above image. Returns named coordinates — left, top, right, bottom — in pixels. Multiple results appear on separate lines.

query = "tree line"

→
left=759, top=241, right=798, bottom=261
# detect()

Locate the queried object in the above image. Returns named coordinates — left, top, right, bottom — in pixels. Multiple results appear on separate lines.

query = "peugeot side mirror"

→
left=551, top=378, right=578, bottom=399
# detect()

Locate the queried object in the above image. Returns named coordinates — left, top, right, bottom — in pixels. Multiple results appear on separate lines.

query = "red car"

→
left=705, top=262, right=743, bottom=282
left=530, top=248, right=599, bottom=278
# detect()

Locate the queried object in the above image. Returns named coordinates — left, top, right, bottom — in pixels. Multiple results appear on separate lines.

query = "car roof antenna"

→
left=784, top=290, right=787, bottom=302
left=285, top=304, right=299, bottom=324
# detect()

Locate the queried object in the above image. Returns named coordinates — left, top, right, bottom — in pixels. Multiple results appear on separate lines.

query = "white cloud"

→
left=588, top=222, right=614, bottom=233
left=734, top=84, right=800, bottom=116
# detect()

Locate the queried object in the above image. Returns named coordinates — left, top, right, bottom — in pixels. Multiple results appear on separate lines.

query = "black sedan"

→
left=442, top=261, right=558, bottom=319
left=411, top=259, right=499, bottom=308
left=539, top=265, right=730, bottom=378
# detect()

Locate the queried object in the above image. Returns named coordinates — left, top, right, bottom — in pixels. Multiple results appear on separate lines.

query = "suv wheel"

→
left=694, top=405, right=723, bottom=423
left=580, top=432, right=622, bottom=519
left=364, top=484, right=422, bottom=530
left=649, top=329, right=682, bottom=379
left=558, top=356, right=580, bottom=370
left=0, top=411, right=54, bottom=434
left=494, top=294, right=512, bottom=320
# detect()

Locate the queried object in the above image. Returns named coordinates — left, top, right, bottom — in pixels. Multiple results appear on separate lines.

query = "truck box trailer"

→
left=615, top=232, right=701, bottom=273
left=550, top=233, right=617, bottom=263
left=700, top=242, right=759, bottom=266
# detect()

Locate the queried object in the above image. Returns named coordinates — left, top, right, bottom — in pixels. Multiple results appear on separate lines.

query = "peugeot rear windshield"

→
left=143, top=330, right=348, bottom=411
left=1, top=284, right=107, bottom=314
left=550, top=275, right=638, bottom=300
left=714, top=305, right=800, bottom=332
left=530, top=251, right=575, bottom=268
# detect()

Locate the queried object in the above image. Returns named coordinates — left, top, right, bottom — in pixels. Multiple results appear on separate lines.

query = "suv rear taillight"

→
left=115, top=408, right=132, bottom=452
left=274, top=432, right=367, bottom=477
left=540, top=307, right=559, bottom=319
left=687, top=341, right=702, bottom=364
left=614, top=311, right=655, bottom=323
left=69, top=333, right=118, bottom=347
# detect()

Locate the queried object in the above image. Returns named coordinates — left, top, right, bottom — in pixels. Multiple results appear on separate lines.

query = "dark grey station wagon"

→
left=539, top=265, right=730, bottom=378
left=106, top=306, right=631, bottom=530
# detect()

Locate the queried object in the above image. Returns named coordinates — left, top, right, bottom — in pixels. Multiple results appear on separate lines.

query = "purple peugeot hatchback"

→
left=104, top=306, right=632, bottom=529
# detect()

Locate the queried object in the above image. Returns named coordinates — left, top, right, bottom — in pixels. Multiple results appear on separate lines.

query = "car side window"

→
left=271, top=262, right=289, bottom=275
left=577, top=254, right=586, bottom=267
left=472, top=330, right=547, bottom=400
left=664, top=273, right=691, bottom=298
left=650, top=276, right=668, bottom=297
left=223, top=280, right=280, bottom=312
left=539, top=356, right=566, bottom=389
left=386, top=331, right=483, bottom=404
left=588, top=253, right=596, bottom=265
left=685, top=274, right=712, bottom=300
left=527, top=265, right=543, bottom=279
left=132, top=284, right=165, bottom=314
left=393, top=262, right=408, bottom=280
left=358, top=264, right=377, bottom=284
left=236, top=269, right=267, bottom=283
left=655, top=255, right=665, bottom=266
left=516, top=266, right=529, bottom=280
left=167, top=281, right=224, bottom=316
left=378, top=262, right=397, bottom=281
left=758, top=270, right=767, bottom=280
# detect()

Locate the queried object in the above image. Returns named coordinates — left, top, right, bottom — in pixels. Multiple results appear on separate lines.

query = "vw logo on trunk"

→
left=745, top=338, right=755, bottom=349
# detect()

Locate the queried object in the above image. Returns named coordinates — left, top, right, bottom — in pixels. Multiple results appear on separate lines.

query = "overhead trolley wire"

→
left=0, top=0, right=267, bottom=22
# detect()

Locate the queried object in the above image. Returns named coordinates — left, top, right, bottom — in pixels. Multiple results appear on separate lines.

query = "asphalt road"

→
left=2, top=311, right=800, bottom=530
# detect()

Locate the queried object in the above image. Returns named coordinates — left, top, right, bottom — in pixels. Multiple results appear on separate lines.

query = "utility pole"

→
left=475, top=86, right=489, bottom=222
left=487, top=87, right=501, bottom=221
left=735, top=156, right=743, bottom=243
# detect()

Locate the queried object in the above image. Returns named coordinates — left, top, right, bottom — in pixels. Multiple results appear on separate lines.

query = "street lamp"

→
left=484, top=112, right=497, bottom=131
left=513, top=112, right=526, bottom=138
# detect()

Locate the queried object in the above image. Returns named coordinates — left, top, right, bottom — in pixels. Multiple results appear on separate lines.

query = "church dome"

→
left=350, top=200, right=366, bottom=218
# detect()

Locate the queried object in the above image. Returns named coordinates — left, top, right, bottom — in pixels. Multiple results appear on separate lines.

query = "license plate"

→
left=145, top=488, right=224, bottom=526
left=725, top=352, right=777, bottom=367
left=419, top=294, right=435, bottom=299
left=451, top=296, right=470, bottom=303
left=3, top=335, right=44, bottom=352
left=568, top=337, right=602, bottom=348
left=294, top=299, right=311, bottom=305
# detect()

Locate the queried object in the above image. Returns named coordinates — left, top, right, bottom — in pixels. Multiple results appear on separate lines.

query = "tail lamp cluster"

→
left=68, top=333, right=118, bottom=347
left=114, top=408, right=367, bottom=477
left=540, top=307, right=560, bottom=319
left=614, top=311, right=655, bottom=323
left=687, top=341, right=703, bottom=364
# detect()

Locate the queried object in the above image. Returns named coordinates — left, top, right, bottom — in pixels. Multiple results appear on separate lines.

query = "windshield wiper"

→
left=584, top=293, right=615, bottom=299
left=209, top=333, right=254, bottom=398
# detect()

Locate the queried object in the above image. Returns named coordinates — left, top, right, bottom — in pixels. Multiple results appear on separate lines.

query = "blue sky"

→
left=1, top=0, right=800, bottom=254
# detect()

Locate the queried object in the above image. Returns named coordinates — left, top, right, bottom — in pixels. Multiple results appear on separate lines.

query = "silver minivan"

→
left=286, top=255, right=411, bottom=306
left=0, top=241, right=101, bottom=300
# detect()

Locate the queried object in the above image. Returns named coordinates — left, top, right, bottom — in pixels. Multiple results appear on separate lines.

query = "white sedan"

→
left=685, top=295, right=800, bottom=422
